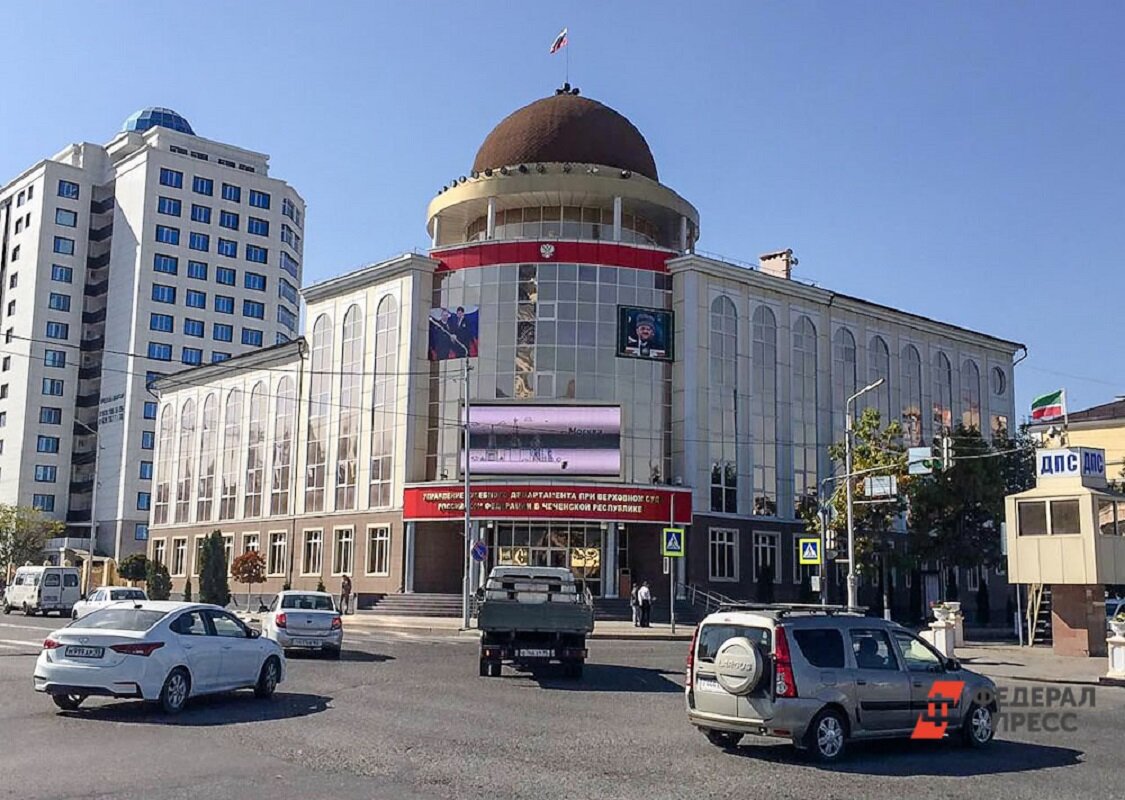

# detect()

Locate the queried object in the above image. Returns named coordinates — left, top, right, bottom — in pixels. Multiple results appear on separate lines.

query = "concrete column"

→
left=604, top=523, right=618, bottom=598
left=403, top=521, right=415, bottom=593
left=431, top=215, right=441, bottom=249
left=613, top=196, right=623, bottom=242
left=679, top=215, right=689, bottom=253
left=676, top=549, right=686, bottom=599
left=486, top=197, right=496, bottom=240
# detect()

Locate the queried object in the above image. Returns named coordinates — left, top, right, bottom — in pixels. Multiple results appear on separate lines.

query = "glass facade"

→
left=490, top=521, right=605, bottom=596
left=220, top=389, right=242, bottom=520
left=336, top=307, right=363, bottom=509
left=175, top=400, right=195, bottom=523
left=271, top=377, right=296, bottom=515
left=244, top=384, right=266, bottom=517
left=709, top=296, right=737, bottom=514
left=901, top=345, right=923, bottom=446
left=370, top=296, right=399, bottom=508
left=791, top=316, right=818, bottom=516
left=750, top=305, right=778, bottom=516
left=305, top=315, right=332, bottom=512
left=465, top=205, right=672, bottom=248
left=932, top=351, right=953, bottom=433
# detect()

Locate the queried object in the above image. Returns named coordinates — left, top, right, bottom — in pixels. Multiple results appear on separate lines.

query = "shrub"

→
left=146, top=560, right=172, bottom=601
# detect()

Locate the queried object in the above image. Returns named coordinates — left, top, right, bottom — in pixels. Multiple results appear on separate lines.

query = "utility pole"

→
left=461, top=360, right=473, bottom=629
left=845, top=378, right=884, bottom=610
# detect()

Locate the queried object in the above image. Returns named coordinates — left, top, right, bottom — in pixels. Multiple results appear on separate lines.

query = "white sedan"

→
left=260, top=591, right=343, bottom=658
left=34, top=601, right=285, bottom=714
left=72, top=587, right=148, bottom=620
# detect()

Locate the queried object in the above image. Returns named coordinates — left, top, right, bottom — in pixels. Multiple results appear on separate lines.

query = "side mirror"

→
left=249, top=628, right=261, bottom=639
left=945, top=658, right=960, bottom=672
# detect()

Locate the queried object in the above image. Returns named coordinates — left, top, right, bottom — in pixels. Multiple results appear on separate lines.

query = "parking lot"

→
left=1, top=615, right=1122, bottom=800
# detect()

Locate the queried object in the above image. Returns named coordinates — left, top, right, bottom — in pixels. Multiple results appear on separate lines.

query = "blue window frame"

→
left=37, top=435, right=60, bottom=453
left=39, top=407, right=62, bottom=424
left=222, top=183, right=241, bottom=202
left=217, top=238, right=238, bottom=257
left=212, top=352, right=231, bottom=363
left=245, top=244, right=268, bottom=264
left=192, top=176, right=214, bottom=196
left=219, top=210, right=239, bottom=230
left=278, top=305, right=297, bottom=332
left=152, top=284, right=176, bottom=304
left=184, top=318, right=205, bottom=337
left=147, top=342, right=172, bottom=361
left=141, top=431, right=155, bottom=450
left=32, top=494, right=55, bottom=512
left=135, top=523, right=149, bottom=541
left=43, top=349, right=66, bottom=368
left=276, top=332, right=291, bottom=345
left=149, top=313, right=174, bottom=333
left=213, top=323, right=233, bottom=342
left=55, top=208, right=78, bottom=227
left=244, top=272, right=267, bottom=292
left=155, top=225, right=180, bottom=245
left=242, top=300, right=265, bottom=319
left=145, top=371, right=162, bottom=388
left=137, top=492, right=151, bottom=511
left=48, top=293, right=71, bottom=312
left=241, top=328, right=263, bottom=346
left=280, top=252, right=299, bottom=279
left=154, top=253, right=179, bottom=274
left=159, top=168, right=183, bottom=189
left=186, top=289, right=206, bottom=309
left=216, top=266, right=236, bottom=286
left=215, top=295, right=234, bottom=314
left=191, top=204, right=211, bottom=224
left=182, top=347, right=203, bottom=366
left=34, top=465, right=57, bottom=483
left=278, top=279, right=298, bottom=304
left=41, top=378, right=64, bottom=396
left=45, top=321, right=69, bottom=340
left=139, top=461, right=153, bottom=480
left=189, top=231, right=210, bottom=252
left=53, top=236, right=75, bottom=255
left=57, top=180, right=80, bottom=199
left=143, top=401, right=158, bottom=420
left=247, top=217, right=269, bottom=236
left=248, top=190, right=270, bottom=209
left=157, top=196, right=181, bottom=216
left=51, top=264, right=73, bottom=283
left=187, top=260, right=207, bottom=280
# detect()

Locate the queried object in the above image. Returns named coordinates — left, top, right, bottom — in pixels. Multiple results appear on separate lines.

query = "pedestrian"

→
left=340, top=574, right=352, bottom=615
left=638, top=581, right=653, bottom=628
left=630, top=583, right=640, bottom=627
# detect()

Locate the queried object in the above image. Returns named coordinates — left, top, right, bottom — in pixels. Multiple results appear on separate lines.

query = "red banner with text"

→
left=403, top=484, right=693, bottom=524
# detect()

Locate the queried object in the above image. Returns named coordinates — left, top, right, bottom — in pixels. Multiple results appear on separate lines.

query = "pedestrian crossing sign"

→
left=798, top=538, right=821, bottom=565
left=662, top=527, right=686, bottom=557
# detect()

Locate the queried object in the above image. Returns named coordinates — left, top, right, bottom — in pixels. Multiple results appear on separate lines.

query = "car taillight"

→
left=110, top=642, right=165, bottom=657
left=275, top=613, right=287, bottom=629
left=42, top=638, right=60, bottom=650
left=774, top=626, right=798, bottom=698
left=330, top=616, right=341, bottom=630
left=686, top=624, right=699, bottom=682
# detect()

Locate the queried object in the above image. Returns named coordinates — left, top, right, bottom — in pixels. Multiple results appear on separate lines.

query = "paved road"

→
left=0, top=615, right=1120, bottom=800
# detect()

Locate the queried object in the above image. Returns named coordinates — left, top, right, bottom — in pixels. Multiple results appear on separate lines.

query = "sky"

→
left=2, top=2, right=1122, bottom=418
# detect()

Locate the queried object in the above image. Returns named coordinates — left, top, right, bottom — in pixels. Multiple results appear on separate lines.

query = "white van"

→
left=2, top=566, right=81, bottom=617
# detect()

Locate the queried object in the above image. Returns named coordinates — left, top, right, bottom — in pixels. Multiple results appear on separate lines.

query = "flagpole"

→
left=565, top=34, right=570, bottom=84
left=1061, top=389, right=1069, bottom=446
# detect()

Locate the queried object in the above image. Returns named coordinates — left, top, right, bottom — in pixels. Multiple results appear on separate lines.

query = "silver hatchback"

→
left=685, top=604, right=998, bottom=762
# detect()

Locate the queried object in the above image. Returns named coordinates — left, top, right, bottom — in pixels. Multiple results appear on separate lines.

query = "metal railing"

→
left=677, top=582, right=738, bottom=615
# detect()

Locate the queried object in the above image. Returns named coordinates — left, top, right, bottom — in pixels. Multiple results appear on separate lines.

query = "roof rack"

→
left=714, top=602, right=867, bottom=617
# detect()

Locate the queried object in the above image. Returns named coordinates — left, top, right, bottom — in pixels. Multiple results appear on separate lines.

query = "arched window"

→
left=832, top=328, right=857, bottom=440
left=219, top=389, right=243, bottom=520
left=305, top=314, right=332, bottom=512
left=271, top=377, right=295, bottom=515
left=336, top=305, right=363, bottom=509
left=961, top=359, right=981, bottom=431
left=751, top=305, right=778, bottom=516
left=174, top=399, right=195, bottom=523
left=153, top=405, right=174, bottom=525
left=901, top=345, right=923, bottom=446
left=370, top=296, right=400, bottom=508
left=244, top=382, right=266, bottom=517
left=932, top=351, right=953, bottom=433
left=196, top=393, right=217, bottom=520
left=709, top=296, right=738, bottom=514
left=868, top=335, right=891, bottom=423
left=792, top=316, right=818, bottom=515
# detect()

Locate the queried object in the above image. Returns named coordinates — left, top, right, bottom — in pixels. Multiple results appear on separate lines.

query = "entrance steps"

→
left=359, top=593, right=702, bottom=624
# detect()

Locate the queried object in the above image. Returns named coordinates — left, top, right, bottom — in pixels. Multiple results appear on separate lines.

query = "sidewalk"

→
left=340, top=612, right=694, bottom=640
left=956, top=643, right=1112, bottom=686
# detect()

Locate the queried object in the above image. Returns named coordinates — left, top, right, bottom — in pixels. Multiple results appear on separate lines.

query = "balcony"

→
left=69, top=479, right=94, bottom=494
left=71, top=450, right=96, bottom=466
left=65, top=509, right=92, bottom=524
left=84, top=279, right=109, bottom=297
left=89, top=197, right=115, bottom=214
left=86, top=252, right=110, bottom=270
left=88, top=224, right=113, bottom=242
left=82, top=308, right=107, bottom=324
left=78, top=365, right=102, bottom=380
left=75, top=392, right=99, bottom=408
left=80, top=337, right=105, bottom=352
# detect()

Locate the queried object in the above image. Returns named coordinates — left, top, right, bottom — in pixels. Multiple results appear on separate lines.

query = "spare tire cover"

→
left=713, top=636, right=763, bottom=695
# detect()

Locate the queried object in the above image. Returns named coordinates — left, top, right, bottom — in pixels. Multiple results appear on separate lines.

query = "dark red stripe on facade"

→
left=432, top=241, right=674, bottom=273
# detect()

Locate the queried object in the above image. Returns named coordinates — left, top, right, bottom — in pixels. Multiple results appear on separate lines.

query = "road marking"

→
left=0, top=638, right=41, bottom=649
left=0, top=622, right=58, bottom=632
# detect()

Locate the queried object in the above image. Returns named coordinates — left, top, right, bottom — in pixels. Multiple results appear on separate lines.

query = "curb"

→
left=341, top=621, right=693, bottom=642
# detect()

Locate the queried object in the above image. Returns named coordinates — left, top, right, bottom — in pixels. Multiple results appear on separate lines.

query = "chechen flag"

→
left=1031, top=389, right=1065, bottom=422
left=550, top=28, right=568, bottom=54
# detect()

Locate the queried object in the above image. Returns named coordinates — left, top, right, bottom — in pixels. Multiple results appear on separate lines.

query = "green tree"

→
left=198, top=531, right=231, bottom=607
left=146, top=560, right=173, bottom=601
left=183, top=579, right=193, bottom=602
left=117, top=553, right=148, bottom=585
left=231, top=550, right=266, bottom=611
left=0, top=505, right=64, bottom=573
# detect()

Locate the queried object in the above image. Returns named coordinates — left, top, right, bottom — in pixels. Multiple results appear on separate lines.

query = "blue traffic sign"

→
left=470, top=540, right=488, bottom=562
left=662, top=527, right=686, bottom=558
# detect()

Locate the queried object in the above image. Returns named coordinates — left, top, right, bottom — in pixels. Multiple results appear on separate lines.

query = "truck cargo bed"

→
left=477, top=600, right=595, bottom=634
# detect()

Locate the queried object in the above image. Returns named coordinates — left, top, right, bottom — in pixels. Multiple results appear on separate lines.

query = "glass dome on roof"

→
left=122, top=107, right=195, bottom=135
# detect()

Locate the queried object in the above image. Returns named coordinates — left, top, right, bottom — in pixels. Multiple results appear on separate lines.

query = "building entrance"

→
left=489, top=521, right=605, bottom=596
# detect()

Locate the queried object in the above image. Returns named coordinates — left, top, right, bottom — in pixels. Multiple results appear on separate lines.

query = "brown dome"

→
left=473, top=93, right=658, bottom=181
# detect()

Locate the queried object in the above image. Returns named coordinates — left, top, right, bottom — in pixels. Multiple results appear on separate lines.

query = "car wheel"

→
left=487, top=662, right=502, bottom=677
left=961, top=703, right=995, bottom=747
left=254, top=657, right=281, bottom=699
left=23, top=604, right=35, bottom=617
left=703, top=729, right=742, bottom=749
left=159, top=668, right=191, bottom=714
left=479, top=659, right=489, bottom=677
left=2, top=603, right=10, bottom=615
left=806, top=708, right=848, bottom=762
left=51, top=693, right=86, bottom=711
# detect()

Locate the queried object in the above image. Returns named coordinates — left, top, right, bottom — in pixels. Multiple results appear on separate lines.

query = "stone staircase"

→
left=361, top=593, right=464, bottom=617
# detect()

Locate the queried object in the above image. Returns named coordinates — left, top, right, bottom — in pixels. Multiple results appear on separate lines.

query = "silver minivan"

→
left=686, top=604, right=998, bottom=762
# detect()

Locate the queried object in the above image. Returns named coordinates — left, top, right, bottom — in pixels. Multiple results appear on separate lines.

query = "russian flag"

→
left=550, top=28, right=568, bottom=54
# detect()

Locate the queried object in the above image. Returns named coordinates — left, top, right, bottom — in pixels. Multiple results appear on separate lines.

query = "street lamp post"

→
left=845, top=378, right=884, bottom=610
left=73, top=418, right=99, bottom=597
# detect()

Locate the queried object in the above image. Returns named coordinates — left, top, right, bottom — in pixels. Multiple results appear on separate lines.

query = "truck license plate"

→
left=516, top=649, right=552, bottom=658
left=65, top=646, right=104, bottom=659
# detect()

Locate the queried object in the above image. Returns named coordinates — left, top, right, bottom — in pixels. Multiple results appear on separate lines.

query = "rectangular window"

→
left=139, top=461, right=153, bottom=480
left=302, top=530, right=323, bottom=575
left=159, top=168, right=183, bottom=189
left=212, top=351, right=230, bottom=363
left=14, top=217, right=23, bottom=233
left=143, top=401, right=157, bottom=420
left=247, top=217, right=269, bottom=236
left=332, top=528, right=354, bottom=575
left=147, top=342, right=172, bottom=361
left=215, top=295, right=234, bottom=314
left=366, top=526, right=391, bottom=576
left=242, top=300, right=265, bottom=319
left=217, top=238, right=238, bottom=257
left=10, top=246, right=18, bottom=262
left=152, top=284, right=176, bottom=304
left=219, top=210, right=239, bottom=230
left=188, top=231, right=210, bottom=252
left=47, top=293, right=71, bottom=312
left=152, top=539, right=166, bottom=566
left=155, top=225, right=180, bottom=245
left=182, top=347, right=202, bottom=365
left=6, top=300, right=14, bottom=317
left=184, top=318, right=205, bottom=337
left=245, top=244, right=268, bottom=264
left=153, top=253, right=179, bottom=274
left=792, top=629, right=845, bottom=669
left=753, top=532, right=779, bottom=582
left=192, top=176, right=214, bottom=196
left=1017, top=501, right=1048, bottom=536
left=215, top=266, right=236, bottom=285
left=51, top=264, right=73, bottom=283
left=157, top=196, right=181, bottom=216
left=135, top=524, right=149, bottom=542
left=278, top=306, right=298, bottom=333
left=53, top=236, right=75, bottom=255
left=244, top=272, right=266, bottom=291
left=55, top=208, right=77, bottom=227
left=268, top=532, right=286, bottom=576
left=279, top=279, right=298, bottom=304
left=37, top=435, right=60, bottom=453
left=32, top=494, right=55, bottom=512
left=708, top=528, right=738, bottom=581
left=141, top=430, right=155, bottom=449
left=34, top=465, right=57, bottom=483
left=222, top=183, right=241, bottom=202
left=39, top=407, right=62, bottom=424
left=149, top=313, right=174, bottom=333
left=187, top=260, right=207, bottom=280
left=57, top=179, right=80, bottom=198
left=171, top=538, right=187, bottom=576
left=280, top=252, right=300, bottom=279
left=190, top=204, right=211, bottom=224
left=249, top=190, right=271, bottom=209
left=241, top=328, right=263, bottom=346
left=1051, top=499, right=1081, bottom=535
left=213, top=323, right=233, bottom=342
left=45, top=321, right=69, bottom=340
left=186, top=289, right=206, bottom=309
left=137, top=492, right=151, bottom=511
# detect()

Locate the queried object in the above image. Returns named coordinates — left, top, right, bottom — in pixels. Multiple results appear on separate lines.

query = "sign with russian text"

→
left=1035, top=447, right=1106, bottom=487
left=403, top=484, right=693, bottom=524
